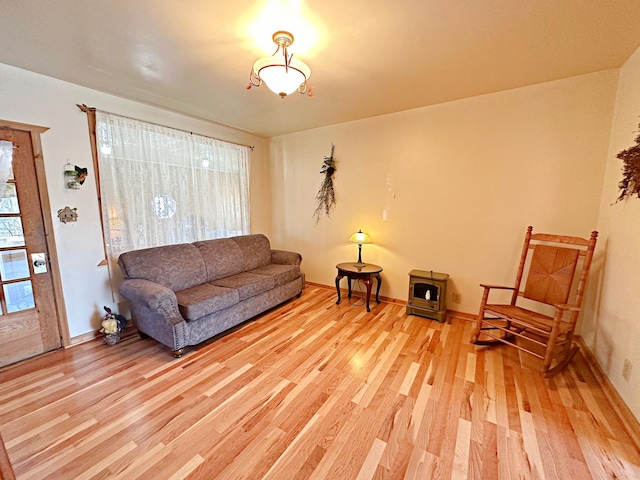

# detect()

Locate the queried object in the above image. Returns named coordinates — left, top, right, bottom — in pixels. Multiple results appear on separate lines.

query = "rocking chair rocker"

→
left=470, top=226, right=598, bottom=376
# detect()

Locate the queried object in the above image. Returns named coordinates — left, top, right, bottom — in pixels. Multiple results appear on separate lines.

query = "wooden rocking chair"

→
left=470, top=226, right=598, bottom=376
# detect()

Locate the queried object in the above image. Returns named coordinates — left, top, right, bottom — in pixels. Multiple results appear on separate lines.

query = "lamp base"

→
left=353, top=262, right=366, bottom=268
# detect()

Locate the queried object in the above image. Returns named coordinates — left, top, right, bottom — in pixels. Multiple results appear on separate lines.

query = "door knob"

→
left=31, top=253, right=48, bottom=274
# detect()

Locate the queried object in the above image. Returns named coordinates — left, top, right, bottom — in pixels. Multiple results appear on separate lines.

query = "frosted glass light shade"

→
left=348, top=229, right=372, bottom=245
left=253, top=57, right=311, bottom=97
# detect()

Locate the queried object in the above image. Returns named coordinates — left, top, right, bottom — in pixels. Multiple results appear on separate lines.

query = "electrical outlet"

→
left=622, top=359, right=632, bottom=381
left=452, top=293, right=461, bottom=304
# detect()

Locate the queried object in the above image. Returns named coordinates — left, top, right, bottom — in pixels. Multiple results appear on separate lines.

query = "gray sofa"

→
left=117, top=234, right=304, bottom=357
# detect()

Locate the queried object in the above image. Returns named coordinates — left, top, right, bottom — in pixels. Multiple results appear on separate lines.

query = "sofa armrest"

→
left=271, top=249, right=302, bottom=266
left=119, top=279, right=184, bottom=326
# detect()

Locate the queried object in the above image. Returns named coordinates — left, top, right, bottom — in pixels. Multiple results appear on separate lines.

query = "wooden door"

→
left=0, top=125, right=63, bottom=367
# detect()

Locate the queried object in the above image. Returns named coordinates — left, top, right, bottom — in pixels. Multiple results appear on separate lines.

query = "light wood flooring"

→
left=0, top=285, right=639, bottom=479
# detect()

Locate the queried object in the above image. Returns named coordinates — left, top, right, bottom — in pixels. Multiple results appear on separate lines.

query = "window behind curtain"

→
left=96, top=111, right=250, bottom=266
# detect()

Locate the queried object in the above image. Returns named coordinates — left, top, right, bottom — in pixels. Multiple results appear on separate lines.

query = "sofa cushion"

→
left=211, top=272, right=275, bottom=301
left=249, top=264, right=300, bottom=287
left=230, top=234, right=272, bottom=271
left=118, top=243, right=207, bottom=292
left=193, top=238, right=244, bottom=282
left=175, top=283, right=239, bottom=321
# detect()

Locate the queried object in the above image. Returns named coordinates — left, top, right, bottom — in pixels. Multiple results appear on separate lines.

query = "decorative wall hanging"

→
left=615, top=122, right=640, bottom=202
left=64, top=161, right=88, bottom=189
left=57, top=206, right=78, bottom=223
left=313, top=143, right=336, bottom=224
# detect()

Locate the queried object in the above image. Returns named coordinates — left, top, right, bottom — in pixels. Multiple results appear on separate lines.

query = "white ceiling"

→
left=2, top=1, right=640, bottom=138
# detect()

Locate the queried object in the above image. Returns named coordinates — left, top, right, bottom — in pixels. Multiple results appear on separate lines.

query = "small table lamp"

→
left=348, top=229, right=372, bottom=267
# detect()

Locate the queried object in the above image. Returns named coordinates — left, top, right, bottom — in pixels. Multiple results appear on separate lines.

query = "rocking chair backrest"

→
left=511, top=226, right=598, bottom=310
left=523, top=244, right=579, bottom=305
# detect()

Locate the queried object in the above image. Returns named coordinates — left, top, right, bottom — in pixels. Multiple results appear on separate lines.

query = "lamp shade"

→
left=253, top=57, right=311, bottom=97
left=348, top=229, right=372, bottom=245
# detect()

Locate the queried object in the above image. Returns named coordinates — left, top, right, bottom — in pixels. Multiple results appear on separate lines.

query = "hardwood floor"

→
left=0, top=285, right=639, bottom=479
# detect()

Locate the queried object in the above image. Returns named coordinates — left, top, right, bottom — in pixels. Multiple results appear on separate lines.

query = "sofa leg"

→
left=138, top=331, right=149, bottom=339
left=297, top=291, right=302, bottom=298
left=172, top=348, right=184, bottom=358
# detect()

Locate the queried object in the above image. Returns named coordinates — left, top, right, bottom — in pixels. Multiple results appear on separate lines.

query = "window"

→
left=95, top=111, right=250, bottom=264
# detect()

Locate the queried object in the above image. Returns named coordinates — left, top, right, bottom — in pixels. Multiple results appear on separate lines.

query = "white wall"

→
left=270, top=71, right=618, bottom=316
left=0, top=63, right=270, bottom=338
left=585, top=45, right=640, bottom=419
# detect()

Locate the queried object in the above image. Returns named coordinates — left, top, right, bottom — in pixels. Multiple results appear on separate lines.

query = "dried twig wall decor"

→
left=616, top=122, right=640, bottom=202
left=313, top=143, right=336, bottom=224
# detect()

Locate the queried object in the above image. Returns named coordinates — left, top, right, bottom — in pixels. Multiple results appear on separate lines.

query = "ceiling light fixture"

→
left=247, top=31, right=313, bottom=98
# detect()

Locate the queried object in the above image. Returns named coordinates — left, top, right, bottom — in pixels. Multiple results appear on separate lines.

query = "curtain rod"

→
left=76, top=104, right=254, bottom=150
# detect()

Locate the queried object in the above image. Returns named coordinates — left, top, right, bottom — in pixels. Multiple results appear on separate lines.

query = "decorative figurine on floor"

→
left=313, top=143, right=337, bottom=224
left=100, top=306, right=127, bottom=345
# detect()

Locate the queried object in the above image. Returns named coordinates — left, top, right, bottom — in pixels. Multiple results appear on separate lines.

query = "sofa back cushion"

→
left=117, top=243, right=207, bottom=292
left=230, top=234, right=272, bottom=271
left=193, top=238, right=244, bottom=282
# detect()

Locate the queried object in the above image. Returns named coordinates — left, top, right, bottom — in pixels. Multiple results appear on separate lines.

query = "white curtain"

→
left=96, top=111, right=251, bottom=267
left=0, top=141, right=13, bottom=198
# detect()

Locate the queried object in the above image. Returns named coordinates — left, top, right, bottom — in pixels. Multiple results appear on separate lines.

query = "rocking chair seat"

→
left=484, top=304, right=567, bottom=334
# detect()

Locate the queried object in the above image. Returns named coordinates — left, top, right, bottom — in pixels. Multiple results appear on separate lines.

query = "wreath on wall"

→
left=616, top=122, right=640, bottom=202
left=313, top=143, right=337, bottom=224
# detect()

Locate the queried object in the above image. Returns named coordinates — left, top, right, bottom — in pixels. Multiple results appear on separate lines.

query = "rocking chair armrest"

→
left=553, top=303, right=581, bottom=312
left=479, top=284, right=515, bottom=291
left=478, top=285, right=516, bottom=309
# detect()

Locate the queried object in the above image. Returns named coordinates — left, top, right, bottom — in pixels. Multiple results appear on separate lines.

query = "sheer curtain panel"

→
left=96, top=111, right=250, bottom=269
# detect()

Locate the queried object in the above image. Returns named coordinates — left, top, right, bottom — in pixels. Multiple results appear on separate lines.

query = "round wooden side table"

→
left=335, top=262, right=383, bottom=312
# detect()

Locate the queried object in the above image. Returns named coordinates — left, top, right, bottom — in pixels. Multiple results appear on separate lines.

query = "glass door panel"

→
left=0, top=183, right=19, bottom=213
left=4, top=280, right=35, bottom=313
left=0, top=249, right=30, bottom=280
left=0, top=214, right=25, bottom=247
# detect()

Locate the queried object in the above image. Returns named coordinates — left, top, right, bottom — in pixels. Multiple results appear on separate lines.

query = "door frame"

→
left=0, top=119, right=70, bottom=347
